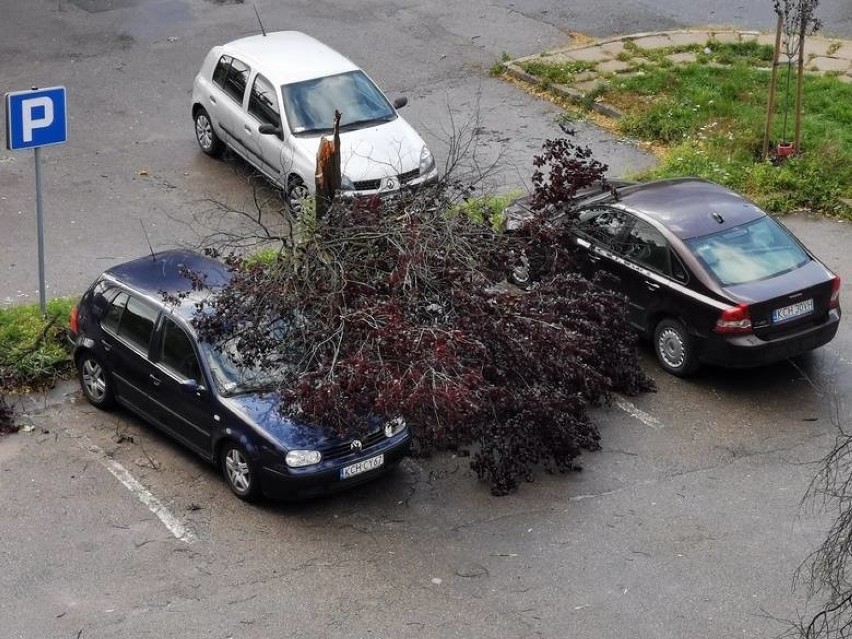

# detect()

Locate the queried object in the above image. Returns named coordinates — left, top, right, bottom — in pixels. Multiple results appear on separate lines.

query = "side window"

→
left=623, top=220, right=671, bottom=275
left=212, top=55, right=232, bottom=88
left=158, top=318, right=202, bottom=382
left=101, top=291, right=128, bottom=334
left=222, top=57, right=250, bottom=104
left=118, top=296, right=158, bottom=352
left=671, top=252, right=688, bottom=283
left=248, top=74, right=281, bottom=128
left=578, top=208, right=630, bottom=248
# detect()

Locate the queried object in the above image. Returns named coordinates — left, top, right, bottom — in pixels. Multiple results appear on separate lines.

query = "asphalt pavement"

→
left=2, top=2, right=852, bottom=638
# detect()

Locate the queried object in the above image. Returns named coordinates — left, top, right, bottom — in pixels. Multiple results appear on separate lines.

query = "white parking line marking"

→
left=614, top=397, right=663, bottom=430
left=91, top=445, right=197, bottom=543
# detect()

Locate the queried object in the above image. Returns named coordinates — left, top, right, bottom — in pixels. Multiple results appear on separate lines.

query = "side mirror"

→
left=258, top=123, right=282, bottom=137
left=393, top=97, right=408, bottom=110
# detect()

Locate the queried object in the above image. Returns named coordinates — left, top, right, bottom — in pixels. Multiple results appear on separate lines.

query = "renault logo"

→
left=350, top=440, right=363, bottom=451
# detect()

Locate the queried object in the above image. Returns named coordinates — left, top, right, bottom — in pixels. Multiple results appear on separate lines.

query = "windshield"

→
left=686, top=216, right=809, bottom=286
left=281, top=70, right=396, bottom=135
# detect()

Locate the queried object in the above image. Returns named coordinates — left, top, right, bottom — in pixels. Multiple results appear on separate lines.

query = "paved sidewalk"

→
left=505, top=29, right=852, bottom=118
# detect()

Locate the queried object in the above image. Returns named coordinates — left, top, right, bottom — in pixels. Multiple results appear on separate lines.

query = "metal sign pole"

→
left=6, top=85, right=66, bottom=314
left=34, top=146, right=46, bottom=314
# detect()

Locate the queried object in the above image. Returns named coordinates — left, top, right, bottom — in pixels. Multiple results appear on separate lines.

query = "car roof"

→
left=222, top=31, right=359, bottom=86
left=613, top=178, right=766, bottom=240
left=105, top=249, right=230, bottom=318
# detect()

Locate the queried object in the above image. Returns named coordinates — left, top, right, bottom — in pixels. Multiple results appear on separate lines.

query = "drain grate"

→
left=69, top=0, right=146, bottom=12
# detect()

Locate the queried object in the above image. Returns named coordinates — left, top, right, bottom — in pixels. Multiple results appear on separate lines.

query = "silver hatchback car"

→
left=191, top=31, right=438, bottom=212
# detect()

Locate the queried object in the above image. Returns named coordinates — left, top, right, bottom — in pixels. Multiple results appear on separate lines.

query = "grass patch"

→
left=516, top=42, right=852, bottom=216
left=452, top=191, right=524, bottom=231
left=0, top=297, right=76, bottom=390
left=520, top=59, right=597, bottom=85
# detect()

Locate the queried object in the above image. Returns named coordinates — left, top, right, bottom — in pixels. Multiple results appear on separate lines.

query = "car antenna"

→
left=140, top=219, right=156, bottom=261
left=254, top=5, right=267, bottom=36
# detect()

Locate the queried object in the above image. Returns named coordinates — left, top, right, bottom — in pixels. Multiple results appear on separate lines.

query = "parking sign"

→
left=5, top=86, right=67, bottom=150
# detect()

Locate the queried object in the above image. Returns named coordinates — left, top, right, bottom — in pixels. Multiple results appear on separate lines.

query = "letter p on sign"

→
left=5, top=86, right=67, bottom=151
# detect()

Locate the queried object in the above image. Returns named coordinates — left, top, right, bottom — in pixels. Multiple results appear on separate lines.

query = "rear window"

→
left=686, top=216, right=809, bottom=286
left=101, top=291, right=158, bottom=352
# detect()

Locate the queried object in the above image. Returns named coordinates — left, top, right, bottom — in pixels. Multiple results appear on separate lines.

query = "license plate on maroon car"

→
left=340, top=454, right=384, bottom=480
left=772, top=298, right=814, bottom=324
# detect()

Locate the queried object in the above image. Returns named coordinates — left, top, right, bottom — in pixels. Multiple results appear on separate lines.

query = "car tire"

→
left=286, top=175, right=310, bottom=217
left=221, top=442, right=260, bottom=502
left=653, top=318, right=700, bottom=377
left=78, top=352, right=116, bottom=409
left=194, top=107, right=224, bottom=157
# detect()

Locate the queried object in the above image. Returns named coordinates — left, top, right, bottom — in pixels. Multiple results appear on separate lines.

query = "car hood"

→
left=292, top=116, right=425, bottom=182
left=220, top=392, right=338, bottom=450
left=221, top=392, right=380, bottom=451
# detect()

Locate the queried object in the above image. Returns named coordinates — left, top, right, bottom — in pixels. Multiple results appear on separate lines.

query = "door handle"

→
left=209, top=95, right=217, bottom=104
left=244, top=124, right=252, bottom=132
left=149, top=374, right=161, bottom=387
left=645, top=281, right=660, bottom=291
left=100, top=340, right=112, bottom=353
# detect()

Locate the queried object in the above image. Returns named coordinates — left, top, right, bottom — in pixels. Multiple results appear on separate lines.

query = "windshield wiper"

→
left=342, top=114, right=395, bottom=130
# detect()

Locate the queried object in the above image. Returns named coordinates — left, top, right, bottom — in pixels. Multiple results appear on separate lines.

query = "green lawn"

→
left=516, top=40, right=852, bottom=216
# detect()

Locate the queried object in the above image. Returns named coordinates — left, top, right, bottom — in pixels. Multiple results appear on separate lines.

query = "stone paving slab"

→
left=505, top=29, right=852, bottom=111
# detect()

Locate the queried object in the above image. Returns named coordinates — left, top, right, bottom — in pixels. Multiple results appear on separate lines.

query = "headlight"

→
left=286, top=449, right=322, bottom=467
left=419, top=146, right=435, bottom=175
left=384, top=417, right=407, bottom=438
left=340, top=175, right=354, bottom=191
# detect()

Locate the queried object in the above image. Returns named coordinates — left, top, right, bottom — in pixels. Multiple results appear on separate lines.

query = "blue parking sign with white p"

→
left=5, top=86, right=67, bottom=150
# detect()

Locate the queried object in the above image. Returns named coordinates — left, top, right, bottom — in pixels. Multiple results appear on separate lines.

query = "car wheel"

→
left=78, top=352, right=115, bottom=409
left=653, top=318, right=699, bottom=377
left=221, top=442, right=260, bottom=501
left=194, top=107, right=223, bottom=157
left=286, top=175, right=310, bottom=216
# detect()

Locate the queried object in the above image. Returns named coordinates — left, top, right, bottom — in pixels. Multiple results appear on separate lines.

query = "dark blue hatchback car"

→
left=70, top=249, right=411, bottom=501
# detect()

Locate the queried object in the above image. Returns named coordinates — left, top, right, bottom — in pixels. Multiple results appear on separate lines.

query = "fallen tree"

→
left=184, top=129, right=653, bottom=494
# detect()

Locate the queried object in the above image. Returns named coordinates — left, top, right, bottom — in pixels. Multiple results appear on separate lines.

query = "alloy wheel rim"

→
left=82, top=359, right=106, bottom=401
left=196, top=115, right=212, bottom=150
left=658, top=328, right=685, bottom=369
left=225, top=449, right=251, bottom=493
left=288, top=184, right=309, bottom=215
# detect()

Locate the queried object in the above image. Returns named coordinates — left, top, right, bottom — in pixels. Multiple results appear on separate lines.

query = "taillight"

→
left=70, top=305, right=79, bottom=335
left=830, top=275, right=841, bottom=309
left=714, top=303, right=752, bottom=334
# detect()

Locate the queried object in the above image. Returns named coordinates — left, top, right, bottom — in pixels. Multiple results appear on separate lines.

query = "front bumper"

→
left=338, top=166, right=439, bottom=200
left=696, top=309, right=841, bottom=368
left=258, top=432, right=412, bottom=500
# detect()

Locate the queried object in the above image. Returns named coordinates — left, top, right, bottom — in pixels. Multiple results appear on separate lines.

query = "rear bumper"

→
left=258, top=434, right=412, bottom=500
left=696, top=309, right=841, bottom=368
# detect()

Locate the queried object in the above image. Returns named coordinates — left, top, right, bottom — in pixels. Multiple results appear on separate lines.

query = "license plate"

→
left=772, top=298, right=814, bottom=324
left=340, top=454, right=384, bottom=480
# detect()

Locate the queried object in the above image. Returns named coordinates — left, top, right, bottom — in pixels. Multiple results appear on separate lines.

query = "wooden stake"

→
left=763, top=13, right=784, bottom=160
left=794, top=8, right=807, bottom=153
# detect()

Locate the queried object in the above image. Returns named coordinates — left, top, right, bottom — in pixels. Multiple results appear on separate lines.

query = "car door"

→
left=615, top=218, right=681, bottom=330
left=244, top=72, right=288, bottom=186
left=98, top=290, right=160, bottom=421
left=147, top=316, right=214, bottom=458
left=208, top=54, right=252, bottom=154
left=573, top=206, right=635, bottom=292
